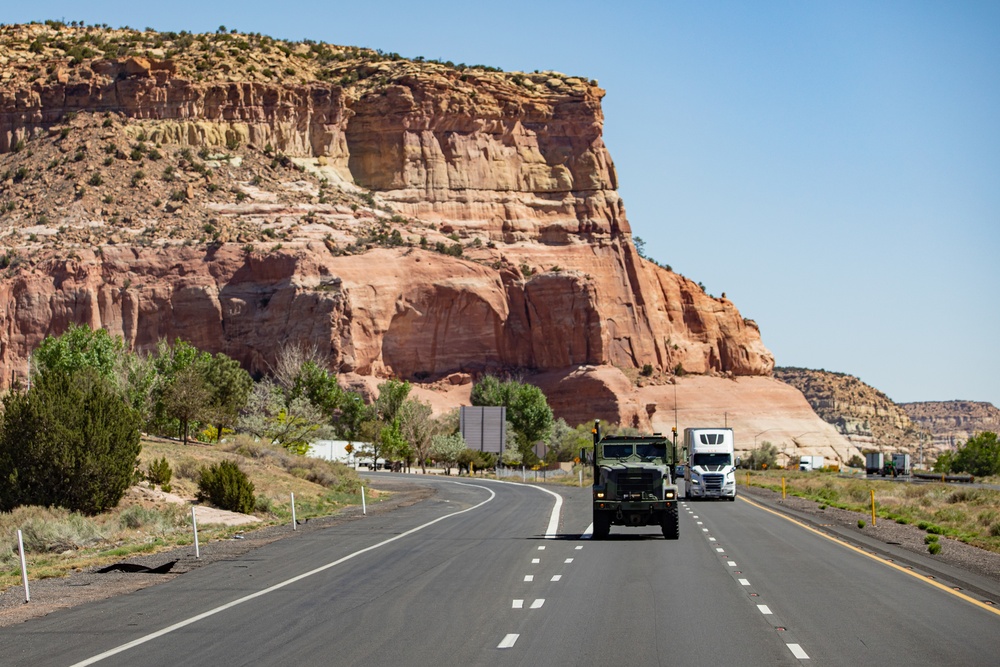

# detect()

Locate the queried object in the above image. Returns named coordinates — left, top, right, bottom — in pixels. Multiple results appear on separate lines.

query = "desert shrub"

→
left=0, top=368, right=142, bottom=515
left=197, top=460, right=255, bottom=514
left=19, top=512, right=107, bottom=552
left=174, top=458, right=201, bottom=480
left=927, top=542, right=942, bottom=555
left=991, top=523, right=1000, bottom=538
left=925, top=524, right=944, bottom=535
left=146, top=457, right=172, bottom=486
left=255, top=496, right=274, bottom=514
left=857, top=519, right=866, bottom=528
left=924, top=534, right=939, bottom=544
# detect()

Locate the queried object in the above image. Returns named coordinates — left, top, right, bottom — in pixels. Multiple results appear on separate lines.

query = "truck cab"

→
left=684, top=428, right=738, bottom=501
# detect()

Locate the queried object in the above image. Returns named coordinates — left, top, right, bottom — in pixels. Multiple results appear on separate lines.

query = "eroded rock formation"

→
left=0, top=24, right=773, bottom=425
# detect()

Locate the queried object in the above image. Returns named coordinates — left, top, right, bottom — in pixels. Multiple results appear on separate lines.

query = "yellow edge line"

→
left=739, top=495, right=1000, bottom=617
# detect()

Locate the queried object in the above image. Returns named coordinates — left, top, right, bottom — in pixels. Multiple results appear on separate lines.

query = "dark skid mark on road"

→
left=97, top=560, right=178, bottom=574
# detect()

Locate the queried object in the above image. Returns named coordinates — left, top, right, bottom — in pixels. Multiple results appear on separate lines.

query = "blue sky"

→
left=8, top=2, right=999, bottom=406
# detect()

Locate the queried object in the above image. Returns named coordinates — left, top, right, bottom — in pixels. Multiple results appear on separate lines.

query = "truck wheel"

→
left=728, top=495, right=736, bottom=502
left=661, top=505, right=679, bottom=540
left=593, top=512, right=611, bottom=539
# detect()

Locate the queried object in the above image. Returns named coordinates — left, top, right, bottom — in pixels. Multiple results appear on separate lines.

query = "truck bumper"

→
left=594, top=501, right=676, bottom=526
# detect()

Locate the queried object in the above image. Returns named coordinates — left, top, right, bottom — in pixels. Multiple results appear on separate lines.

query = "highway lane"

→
left=3, top=474, right=999, bottom=666
left=676, top=490, right=1000, bottom=664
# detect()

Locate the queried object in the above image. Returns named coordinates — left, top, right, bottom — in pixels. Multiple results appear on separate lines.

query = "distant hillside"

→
left=901, top=401, right=1000, bottom=451
left=773, top=367, right=930, bottom=458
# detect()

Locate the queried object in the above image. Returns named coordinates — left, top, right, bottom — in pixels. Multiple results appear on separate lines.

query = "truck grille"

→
left=615, top=470, right=659, bottom=499
left=703, top=473, right=724, bottom=491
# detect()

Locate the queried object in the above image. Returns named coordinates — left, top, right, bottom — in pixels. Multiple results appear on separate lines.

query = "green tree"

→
left=398, top=399, right=435, bottom=473
left=161, top=364, right=211, bottom=445
left=201, top=352, right=253, bottom=441
left=149, top=339, right=211, bottom=437
left=0, top=368, right=142, bottom=515
left=239, top=380, right=329, bottom=454
left=950, top=432, right=1000, bottom=477
left=470, top=375, right=554, bottom=462
left=431, top=432, right=467, bottom=475
left=32, top=324, right=124, bottom=380
left=744, top=441, right=779, bottom=470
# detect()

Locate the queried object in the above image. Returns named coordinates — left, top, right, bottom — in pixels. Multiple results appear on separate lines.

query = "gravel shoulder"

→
left=741, top=485, right=1000, bottom=603
left=0, top=479, right=432, bottom=628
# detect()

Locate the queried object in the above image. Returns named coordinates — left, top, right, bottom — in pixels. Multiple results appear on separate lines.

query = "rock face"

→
left=0, top=24, right=773, bottom=425
left=773, top=367, right=929, bottom=457
left=901, top=401, right=1000, bottom=451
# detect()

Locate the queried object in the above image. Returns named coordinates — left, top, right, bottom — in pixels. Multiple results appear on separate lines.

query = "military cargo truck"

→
left=590, top=421, right=679, bottom=539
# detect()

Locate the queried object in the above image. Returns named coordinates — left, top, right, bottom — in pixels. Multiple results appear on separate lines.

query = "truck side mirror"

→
left=735, top=456, right=741, bottom=467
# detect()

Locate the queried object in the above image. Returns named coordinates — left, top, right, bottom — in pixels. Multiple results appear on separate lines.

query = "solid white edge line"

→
left=71, top=482, right=497, bottom=667
left=787, top=643, right=810, bottom=659
left=498, top=633, right=519, bottom=649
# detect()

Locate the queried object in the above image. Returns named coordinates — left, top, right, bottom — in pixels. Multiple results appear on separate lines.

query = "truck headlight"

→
left=665, top=491, right=675, bottom=499
left=691, top=478, right=701, bottom=485
left=596, top=491, right=605, bottom=499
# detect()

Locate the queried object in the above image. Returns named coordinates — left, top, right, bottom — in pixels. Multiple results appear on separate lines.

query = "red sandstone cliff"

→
left=0, top=24, right=773, bottom=421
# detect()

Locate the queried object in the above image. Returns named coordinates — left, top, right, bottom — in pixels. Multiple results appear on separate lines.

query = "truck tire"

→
left=661, top=505, right=679, bottom=540
left=593, top=511, right=611, bottom=539
left=728, top=495, right=736, bottom=502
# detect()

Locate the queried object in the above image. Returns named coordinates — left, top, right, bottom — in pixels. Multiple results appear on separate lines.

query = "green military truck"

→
left=590, top=420, right=679, bottom=539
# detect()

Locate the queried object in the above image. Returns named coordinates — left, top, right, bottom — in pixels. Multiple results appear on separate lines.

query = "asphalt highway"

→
left=2, top=475, right=998, bottom=666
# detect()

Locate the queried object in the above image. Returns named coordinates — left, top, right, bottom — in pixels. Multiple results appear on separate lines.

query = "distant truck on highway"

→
left=866, top=452, right=911, bottom=477
left=799, top=455, right=825, bottom=472
left=891, top=453, right=911, bottom=476
left=684, top=427, right=738, bottom=501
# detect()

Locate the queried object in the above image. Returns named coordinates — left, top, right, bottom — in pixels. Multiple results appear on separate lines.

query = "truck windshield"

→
left=602, top=444, right=634, bottom=459
left=693, top=453, right=732, bottom=467
left=635, top=444, right=665, bottom=461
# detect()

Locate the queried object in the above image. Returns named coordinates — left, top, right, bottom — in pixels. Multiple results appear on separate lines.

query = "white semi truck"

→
left=683, top=428, right=739, bottom=501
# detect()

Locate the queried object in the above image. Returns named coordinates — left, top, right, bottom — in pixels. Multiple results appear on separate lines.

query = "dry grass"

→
left=745, top=470, right=1000, bottom=553
left=1, top=435, right=368, bottom=591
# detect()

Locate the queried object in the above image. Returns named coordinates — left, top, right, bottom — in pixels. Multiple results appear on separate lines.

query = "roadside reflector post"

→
left=17, top=529, right=29, bottom=603
left=579, top=469, right=583, bottom=487
left=291, top=492, right=297, bottom=531
left=870, top=489, right=876, bottom=527
left=192, top=507, right=200, bottom=559
left=781, top=476, right=786, bottom=500
left=362, top=486, right=367, bottom=515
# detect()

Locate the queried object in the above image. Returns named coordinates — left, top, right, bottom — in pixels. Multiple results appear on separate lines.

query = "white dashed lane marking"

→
left=523, top=575, right=534, bottom=582
left=551, top=575, right=562, bottom=582
left=757, top=605, right=773, bottom=615
left=530, top=599, right=544, bottom=609
left=564, top=558, right=574, bottom=564
left=739, top=579, right=750, bottom=586
left=575, top=545, right=583, bottom=550
left=498, top=634, right=519, bottom=649
left=531, top=558, right=540, bottom=564
left=537, top=546, right=545, bottom=550
left=512, top=600, right=523, bottom=609
left=787, top=643, right=810, bottom=659
left=727, top=561, right=737, bottom=567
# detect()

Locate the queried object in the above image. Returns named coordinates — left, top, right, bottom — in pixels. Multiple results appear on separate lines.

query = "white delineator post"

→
left=361, top=486, right=367, bottom=515
left=17, top=529, right=29, bottom=603
left=191, top=507, right=200, bottom=559
left=291, top=492, right=297, bottom=530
